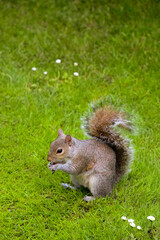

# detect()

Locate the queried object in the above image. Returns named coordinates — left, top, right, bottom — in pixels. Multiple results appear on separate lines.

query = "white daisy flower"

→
left=137, top=226, right=142, bottom=230
left=56, top=59, right=61, bottom=63
left=130, top=223, right=136, bottom=227
left=121, top=216, right=127, bottom=221
left=74, top=72, right=79, bottom=76
left=32, top=67, right=37, bottom=71
left=128, top=219, right=134, bottom=223
left=74, top=62, right=78, bottom=66
left=44, top=71, right=48, bottom=75
left=147, top=216, right=155, bottom=221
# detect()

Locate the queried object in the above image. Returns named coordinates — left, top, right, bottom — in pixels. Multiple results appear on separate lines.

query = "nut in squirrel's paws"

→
left=48, top=162, right=57, bottom=173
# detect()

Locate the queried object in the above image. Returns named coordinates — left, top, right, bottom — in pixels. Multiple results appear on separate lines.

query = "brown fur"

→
left=88, top=107, right=132, bottom=182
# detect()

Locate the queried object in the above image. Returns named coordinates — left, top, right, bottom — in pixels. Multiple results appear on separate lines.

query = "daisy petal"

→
left=121, top=216, right=127, bottom=221
left=137, top=226, right=142, bottom=230
left=56, top=59, right=61, bottom=63
left=147, top=216, right=155, bottom=221
left=74, top=72, right=79, bottom=76
left=32, top=67, right=37, bottom=71
left=130, top=223, right=136, bottom=227
left=128, top=219, right=134, bottom=223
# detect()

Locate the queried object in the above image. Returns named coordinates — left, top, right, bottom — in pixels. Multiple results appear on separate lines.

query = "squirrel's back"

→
left=85, top=107, right=133, bottom=182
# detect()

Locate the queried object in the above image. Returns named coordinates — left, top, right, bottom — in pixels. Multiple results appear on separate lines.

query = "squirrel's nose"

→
left=47, top=156, right=52, bottom=162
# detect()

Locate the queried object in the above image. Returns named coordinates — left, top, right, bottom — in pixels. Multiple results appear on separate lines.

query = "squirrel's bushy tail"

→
left=87, top=107, right=133, bottom=182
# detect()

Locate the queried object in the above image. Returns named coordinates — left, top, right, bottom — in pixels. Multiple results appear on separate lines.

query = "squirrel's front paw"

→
left=48, top=163, right=60, bottom=172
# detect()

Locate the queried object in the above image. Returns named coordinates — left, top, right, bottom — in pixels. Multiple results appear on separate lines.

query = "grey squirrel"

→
left=47, top=107, right=133, bottom=201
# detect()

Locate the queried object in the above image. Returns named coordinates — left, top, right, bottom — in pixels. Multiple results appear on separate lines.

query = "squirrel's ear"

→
left=65, top=135, right=72, bottom=146
left=58, top=129, right=64, bottom=137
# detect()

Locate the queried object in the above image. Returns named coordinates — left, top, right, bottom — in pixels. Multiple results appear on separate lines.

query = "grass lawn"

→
left=0, top=0, right=160, bottom=239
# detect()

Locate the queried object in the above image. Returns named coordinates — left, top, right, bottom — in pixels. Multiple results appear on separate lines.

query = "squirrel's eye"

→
left=56, top=148, right=63, bottom=154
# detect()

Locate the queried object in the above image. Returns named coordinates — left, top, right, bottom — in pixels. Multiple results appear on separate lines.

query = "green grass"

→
left=0, top=0, right=160, bottom=239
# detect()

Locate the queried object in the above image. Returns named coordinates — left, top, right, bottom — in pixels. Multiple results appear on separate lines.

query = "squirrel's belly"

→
left=71, top=172, right=92, bottom=188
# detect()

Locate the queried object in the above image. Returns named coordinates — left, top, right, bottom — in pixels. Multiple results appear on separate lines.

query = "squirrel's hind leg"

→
left=83, top=196, right=96, bottom=202
left=89, top=174, right=114, bottom=197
